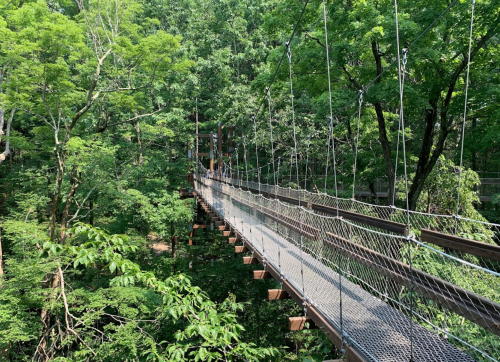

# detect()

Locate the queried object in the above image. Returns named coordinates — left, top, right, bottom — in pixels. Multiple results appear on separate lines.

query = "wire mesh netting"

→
left=195, top=166, right=500, bottom=362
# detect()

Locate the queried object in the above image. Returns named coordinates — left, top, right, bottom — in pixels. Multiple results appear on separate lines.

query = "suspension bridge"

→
left=190, top=170, right=500, bottom=362
left=186, top=0, right=500, bottom=361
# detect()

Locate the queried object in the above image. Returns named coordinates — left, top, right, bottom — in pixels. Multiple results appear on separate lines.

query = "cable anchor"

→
left=285, top=41, right=292, bottom=63
left=402, top=48, right=408, bottom=67
left=341, top=332, right=350, bottom=354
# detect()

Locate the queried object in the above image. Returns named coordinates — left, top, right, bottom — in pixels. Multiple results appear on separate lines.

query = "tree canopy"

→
left=1, top=0, right=499, bottom=360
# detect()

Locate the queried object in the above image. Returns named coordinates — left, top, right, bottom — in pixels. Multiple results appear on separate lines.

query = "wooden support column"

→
left=187, top=140, right=194, bottom=185
left=210, top=134, right=214, bottom=174
left=195, top=98, right=198, bottom=161
left=218, top=122, right=223, bottom=177
left=229, top=126, right=234, bottom=177
left=189, top=228, right=197, bottom=246
left=288, top=317, right=316, bottom=331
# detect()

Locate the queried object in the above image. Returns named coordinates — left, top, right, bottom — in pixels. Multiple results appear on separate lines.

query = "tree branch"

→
left=304, top=31, right=326, bottom=48
left=107, top=108, right=164, bottom=128
left=341, top=66, right=362, bottom=90
left=58, top=267, right=97, bottom=357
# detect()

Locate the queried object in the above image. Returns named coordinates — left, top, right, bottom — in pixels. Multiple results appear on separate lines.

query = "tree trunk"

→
left=89, top=201, right=94, bottom=226
left=371, top=40, right=395, bottom=206
left=171, top=222, right=176, bottom=258
left=135, top=118, right=143, bottom=187
left=406, top=18, right=500, bottom=210
left=48, top=149, right=65, bottom=240
left=0, top=215, right=3, bottom=277
left=135, top=118, right=143, bottom=167
left=36, top=270, right=61, bottom=362
left=471, top=119, right=477, bottom=192
left=47, top=49, right=109, bottom=240
left=0, top=108, right=15, bottom=165
left=59, top=166, right=81, bottom=242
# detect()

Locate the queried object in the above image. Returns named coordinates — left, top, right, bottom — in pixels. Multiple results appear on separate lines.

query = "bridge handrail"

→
left=195, top=176, right=500, bottom=361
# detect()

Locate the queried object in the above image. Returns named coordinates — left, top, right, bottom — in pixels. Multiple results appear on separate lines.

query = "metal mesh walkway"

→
left=197, top=178, right=476, bottom=362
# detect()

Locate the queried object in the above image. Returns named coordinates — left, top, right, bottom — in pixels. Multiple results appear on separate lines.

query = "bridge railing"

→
left=201, top=167, right=500, bottom=267
left=195, top=173, right=500, bottom=362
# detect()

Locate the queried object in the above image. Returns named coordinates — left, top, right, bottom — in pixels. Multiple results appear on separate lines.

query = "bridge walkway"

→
left=196, top=178, right=475, bottom=362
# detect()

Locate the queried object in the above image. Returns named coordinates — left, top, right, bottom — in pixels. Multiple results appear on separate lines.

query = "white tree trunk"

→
left=0, top=108, right=15, bottom=164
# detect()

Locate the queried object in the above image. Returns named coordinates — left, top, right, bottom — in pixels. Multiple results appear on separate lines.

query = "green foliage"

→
left=1, top=223, right=279, bottom=361
left=1, top=0, right=499, bottom=360
left=413, top=156, right=481, bottom=217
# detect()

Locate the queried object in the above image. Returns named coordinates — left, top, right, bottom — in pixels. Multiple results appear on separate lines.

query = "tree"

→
left=253, top=0, right=500, bottom=210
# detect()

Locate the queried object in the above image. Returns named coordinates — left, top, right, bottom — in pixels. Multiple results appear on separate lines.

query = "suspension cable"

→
left=321, top=3, right=346, bottom=342
left=304, top=135, right=311, bottom=191
left=286, top=41, right=307, bottom=301
left=394, top=2, right=413, bottom=361
left=252, top=116, right=261, bottom=194
left=392, top=116, right=402, bottom=206
left=266, top=87, right=277, bottom=191
left=325, top=117, right=332, bottom=193
left=287, top=42, right=300, bottom=194
left=392, top=51, right=407, bottom=206
left=322, top=0, right=340, bottom=218
left=235, top=148, right=240, bottom=187
left=351, top=90, right=364, bottom=200
left=456, top=0, right=476, bottom=228
left=243, top=136, right=249, bottom=187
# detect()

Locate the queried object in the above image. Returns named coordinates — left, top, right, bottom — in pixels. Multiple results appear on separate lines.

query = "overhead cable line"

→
left=394, top=1, right=414, bottom=361
left=245, top=0, right=311, bottom=127
left=456, top=0, right=476, bottom=226
left=315, top=0, right=462, bottom=128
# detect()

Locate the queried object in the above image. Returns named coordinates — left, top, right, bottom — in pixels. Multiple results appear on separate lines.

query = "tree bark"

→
left=407, top=100, right=443, bottom=210
left=0, top=108, right=15, bottom=165
left=89, top=201, right=94, bottom=226
left=371, top=40, right=395, bottom=206
left=471, top=118, right=477, bottom=171
left=406, top=15, right=500, bottom=210
left=0, top=215, right=3, bottom=277
left=48, top=148, right=65, bottom=240
left=59, top=166, right=81, bottom=242
left=135, top=118, right=143, bottom=167
left=36, top=270, right=61, bottom=362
